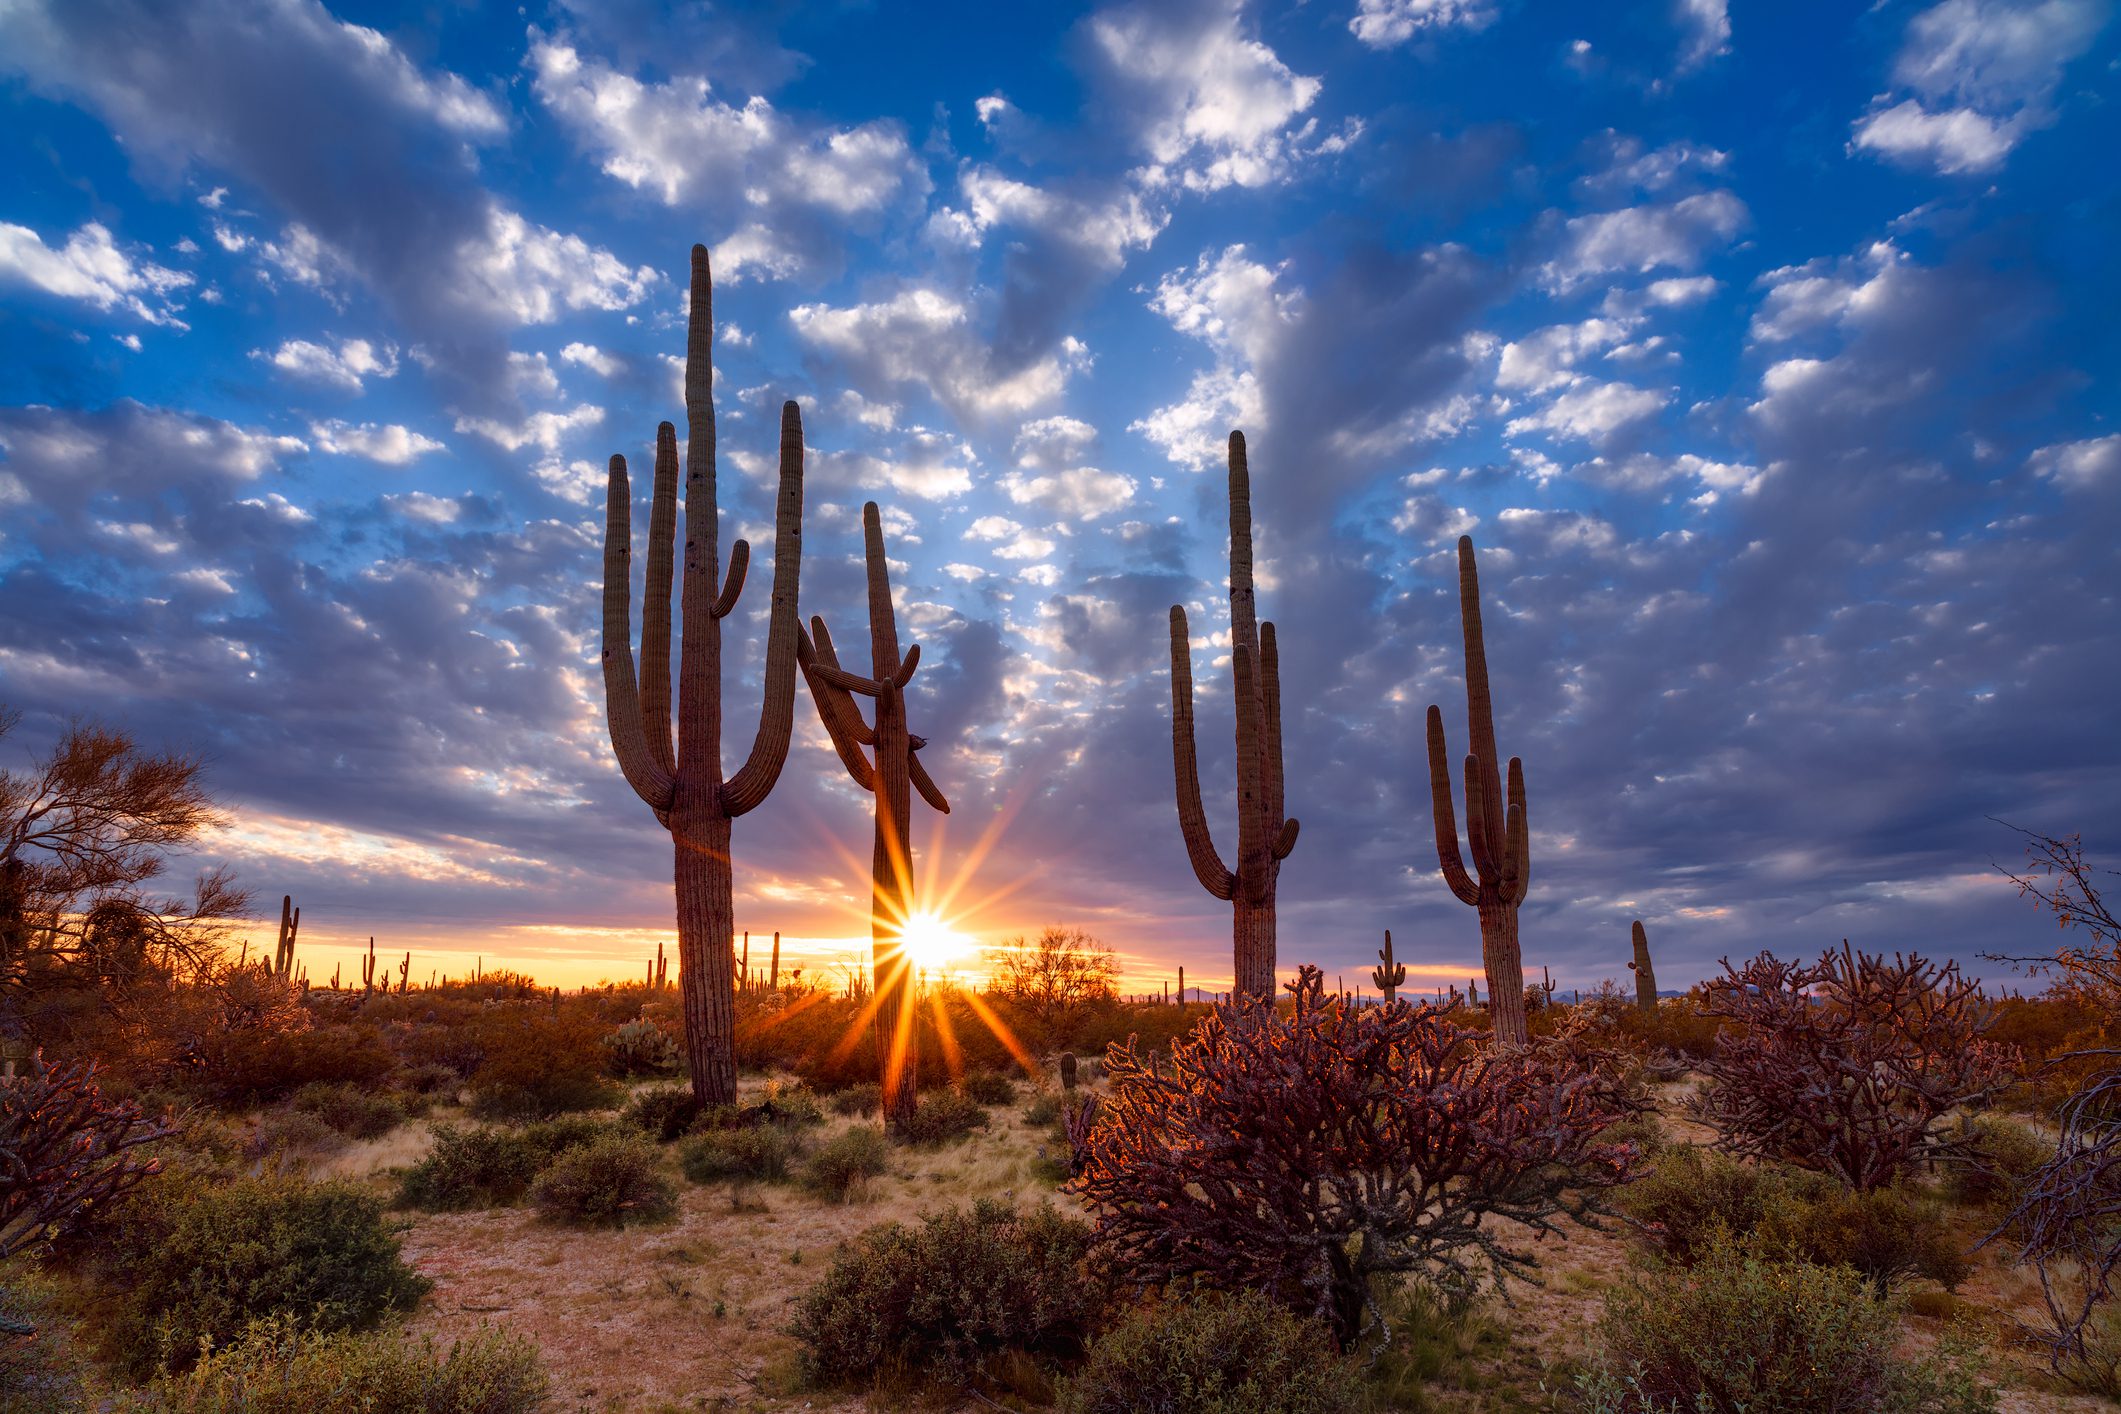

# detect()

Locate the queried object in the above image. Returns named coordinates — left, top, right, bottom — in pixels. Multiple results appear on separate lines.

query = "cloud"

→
left=459, top=209, right=657, bottom=325
left=1505, top=379, right=1667, bottom=443
left=790, top=288, right=1088, bottom=423
left=0, top=401, right=305, bottom=526
left=559, top=342, right=623, bottom=378
left=1542, top=190, right=1748, bottom=290
left=1852, top=0, right=2108, bottom=174
left=1673, top=0, right=1732, bottom=72
left=1348, top=0, right=1497, bottom=50
left=257, top=336, right=398, bottom=390
left=454, top=403, right=605, bottom=454
left=309, top=419, right=445, bottom=465
left=1133, top=245, right=1299, bottom=468
left=2027, top=434, right=2121, bottom=487
left=0, top=220, right=192, bottom=324
left=998, top=416, right=1138, bottom=518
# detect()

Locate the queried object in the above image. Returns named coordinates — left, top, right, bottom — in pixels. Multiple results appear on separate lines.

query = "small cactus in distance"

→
left=1060, top=1052, right=1078, bottom=1092
left=1372, top=929, right=1406, bottom=1005
left=1629, top=920, right=1658, bottom=1011
left=271, top=895, right=299, bottom=979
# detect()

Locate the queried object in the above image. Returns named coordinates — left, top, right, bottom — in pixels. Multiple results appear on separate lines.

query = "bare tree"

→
left=986, top=926, right=1118, bottom=1037
left=0, top=709, right=249, bottom=1019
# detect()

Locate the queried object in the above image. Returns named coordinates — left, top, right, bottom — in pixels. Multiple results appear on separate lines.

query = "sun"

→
left=900, top=909, right=970, bottom=972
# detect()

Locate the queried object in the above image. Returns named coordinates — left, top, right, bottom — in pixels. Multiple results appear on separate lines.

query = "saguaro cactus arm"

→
left=1261, top=623, right=1299, bottom=860
left=1168, top=606, right=1237, bottom=901
left=601, top=455, right=676, bottom=814
left=1424, top=708, right=1480, bottom=906
left=639, top=423, right=680, bottom=777
left=721, top=398, right=809, bottom=819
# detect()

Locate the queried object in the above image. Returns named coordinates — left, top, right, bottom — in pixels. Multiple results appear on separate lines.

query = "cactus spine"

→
left=1425, top=536, right=1531, bottom=1047
left=272, top=895, right=299, bottom=979
left=1168, top=431, right=1300, bottom=1000
left=1372, top=929, right=1406, bottom=1005
left=798, top=501, right=951, bottom=1128
left=600, top=244, right=808, bottom=1108
left=1629, top=920, right=1657, bottom=1011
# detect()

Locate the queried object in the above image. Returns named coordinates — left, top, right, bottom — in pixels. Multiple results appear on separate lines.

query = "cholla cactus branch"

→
left=0, top=1052, right=173, bottom=1259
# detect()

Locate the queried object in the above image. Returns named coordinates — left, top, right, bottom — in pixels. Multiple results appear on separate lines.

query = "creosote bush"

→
left=830, top=1081, right=883, bottom=1117
left=1698, top=945, right=2017, bottom=1190
left=790, top=1199, right=1100, bottom=1388
left=467, top=1015, right=617, bottom=1120
left=121, top=1313, right=549, bottom=1413
left=397, top=1124, right=545, bottom=1211
left=961, top=1070, right=1018, bottom=1106
left=1943, top=1114, right=2052, bottom=1208
left=528, top=1132, right=676, bottom=1227
left=1578, top=1239, right=1996, bottom=1413
left=680, top=1121, right=806, bottom=1184
left=288, top=1081, right=404, bottom=1140
left=1074, top=966, right=1634, bottom=1350
left=802, top=1125, right=889, bottom=1202
left=622, top=1083, right=701, bottom=1141
left=892, top=1088, right=988, bottom=1146
left=92, top=1173, right=430, bottom=1375
left=1059, top=1288, right=1357, bottom=1414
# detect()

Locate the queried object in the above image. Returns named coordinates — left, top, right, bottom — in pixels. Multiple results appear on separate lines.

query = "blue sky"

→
left=1, top=0, right=2116, bottom=994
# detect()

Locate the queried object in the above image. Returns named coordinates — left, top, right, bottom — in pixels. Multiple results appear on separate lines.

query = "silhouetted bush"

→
left=528, top=1133, right=676, bottom=1227
left=1698, top=945, right=2017, bottom=1190
left=122, top=1313, right=548, bottom=1412
left=93, top=1173, right=429, bottom=1375
left=289, top=1081, right=404, bottom=1140
left=1075, top=967, right=1634, bottom=1350
left=466, top=1016, right=616, bottom=1120
left=397, top=1124, right=545, bottom=1210
left=1577, top=1240, right=1996, bottom=1413
left=802, top=1126, right=889, bottom=1202
left=830, top=1082, right=882, bottom=1117
left=622, top=1084, right=701, bottom=1141
left=962, top=1071, right=1017, bottom=1106
left=791, top=1199, right=1100, bottom=1388
left=599, top=1018, right=680, bottom=1077
left=1060, top=1288, right=1357, bottom=1414
left=203, top=1024, right=396, bottom=1105
left=892, top=1089, right=988, bottom=1146
left=679, top=1122, right=805, bottom=1184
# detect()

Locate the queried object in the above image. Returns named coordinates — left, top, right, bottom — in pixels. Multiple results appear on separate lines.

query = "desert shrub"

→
left=392, top=1062, right=463, bottom=1096
left=623, top=1084, right=701, bottom=1141
left=1075, top=966, right=1634, bottom=1350
left=831, top=1082, right=883, bottom=1117
left=1618, top=1147, right=1824, bottom=1266
left=396, top=1124, right=544, bottom=1211
left=518, top=1113, right=627, bottom=1159
left=204, top=1025, right=397, bottom=1105
left=791, top=1199, right=1100, bottom=1388
left=1943, top=1114, right=2052, bottom=1207
left=893, top=1089, right=988, bottom=1146
left=757, top=1077, right=826, bottom=1126
left=1578, top=1240, right=1996, bottom=1413
left=289, top=1082, right=404, bottom=1140
left=1603, top=1110, right=1669, bottom=1156
left=803, top=1126, right=890, bottom=1202
left=467, top=1016, right=616, bottom=1120
left=120, top=1313, right=548, bottom=1413
left=0, top=1052, right=172, bottom=1259
left=1060, top=1287, right=1356, bottom=1414
left=1789, top=1182, right=1971, bottom=1293
left=0, top=1273, right=90, bottom=1413
left=679, top=1122, right=805, bottom=1184
left=599, top=1018, right=680, bottom=1078
left=92, top=1173, right=430, bottom=1375
left=528, top=1133, right=676, bottom=1227
left=962, top=1071, right=1017, bottom=1106
left=1023, top=1092, right=1062, bottom=1127
left=240, top=1106, right=343, bottom=1162
left=1698, top=946, right=2017, bottom=1190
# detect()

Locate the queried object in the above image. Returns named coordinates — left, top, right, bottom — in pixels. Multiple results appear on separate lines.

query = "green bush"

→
left=962, top=1071, right=1017, bottom=1106
left=397, top=1124, right=544, bottom=1211
left=467, top=1017, right=617, bottom=1120
left=1941, top=1115, right=2052, bottom=1207
left=599, top=1018, right=681, bottom=1078
left=623, top=1084, right=701, bottom=1141
left=241, top=1106, right=343, bottom=1162
left=803, top=1126, right=890, bottom=1202
left=679, top=1122, right=806, bottom=1184
left=93, top=1174, right=430, bottom=1376
left=830, top=1082, right=883, bottom=1117
left=892, top=1089, right=988, bottom=1146
left=791, top=1199, right=1099, bottom=1387
left=1060, top=1288, right=1357, bottom=1414
left=528, top=1133, right=677, bottom=1227
left=1578, top=1241, right=1996, bottom=1413
left=0, top=1274, right=90, bottom=1414
left=518, top=1113, right=628, bottom=1159
left=1023, top=1092, right=1063, bottom=1127
left=1618, top=1147, right=1825, bottom=1265
left=756, top=1078, right=826, bottom=1126
left=289, top=1082, right=405, bottom=1140
left=1783, top=1182, right=1970, bottom=1294
left=119, top=1314, right=548, bottom=1412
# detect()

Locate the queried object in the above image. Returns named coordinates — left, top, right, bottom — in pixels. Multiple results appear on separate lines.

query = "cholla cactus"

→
left=601, top=1018, right=681, bottom=1077
left=1168, top=432, right=1300, bottom=1000
left=1372, top=930, right=1406, bottom=1006
left=1629, top=921, right=1657, bottom=1011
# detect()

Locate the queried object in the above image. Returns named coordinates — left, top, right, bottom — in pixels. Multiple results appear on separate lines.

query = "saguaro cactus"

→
left=1424, top=536, right=1531, bottom=1047
left=601, top=244, right=808, bottom=1107
left=1168, top=431, right=1300, bottom=1000
left=1629, top=920, right=1657, bottom=1011
left=797, top=501, right=951, bottom=1126
left=271, top=895, right=299, bottom=979
left=1372, top=929, right=1406, bottom=1006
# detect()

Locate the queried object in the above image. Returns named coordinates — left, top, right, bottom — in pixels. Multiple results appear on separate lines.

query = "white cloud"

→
left=454, top=403, right=604, bottom=454
left=309, top=419, right=444, bottom=465
left=1750, top=242, right=1910, bottom=343
left=999, top=463, right=1138, bottom=519
left=1349, top=0, right=1496, bottom=49
left=258, top=336, right=399, bottom=390
left=966, top=514, right=1057, bottom=561
left=1674, top=0, right=1732, bottom=71
left=1133, top=245, right=1297, bottom=467
left=459, top=208, right=658, bottom=325
left=790, top=289, right=1088, bottom=421
left=560, top=342, right=623, bottom=377
left=0, top=220, right=192, bottom=323
left=1852, top=100, right=2017, bottom=174
left=1543, top=191, right=1748, bottom=289
left=2027, top=434, right=2121, bottom=488
left=385, top=490, right=463, bottom=524
left=1496, top=318, right=1633, bottom=394
left=956, top=168, right=1166, bottom=268
left=1505, top=380, right=1667, bottom=442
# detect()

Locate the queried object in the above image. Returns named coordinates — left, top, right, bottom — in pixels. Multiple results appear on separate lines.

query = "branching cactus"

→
left=271, top=895, right=299, bottom=980
left=1168, top=431, right=1300, bottom=1000
left=1629, top=920, right=1657, bottom=1012
left=1372, top=929, right=1406, bottom=1006
left=600, top=244, right=808, bottom=1107
left=797, top=501, right=950, bottom=1127
left=1425, top=536, right=1531, bottom=1047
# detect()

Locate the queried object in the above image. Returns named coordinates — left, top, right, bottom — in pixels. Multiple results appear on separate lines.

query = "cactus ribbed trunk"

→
left=1630, top=919, right=1657, bottom=1011
left=1425, top=536, right=1532, bottom=1048
left=599, top=244, right=807, bottom=1109
left=1168, top=432, right=1300, bottom=1001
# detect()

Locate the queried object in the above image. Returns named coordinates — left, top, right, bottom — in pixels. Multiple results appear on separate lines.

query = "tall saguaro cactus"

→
left=1168, top=431, right=1299, bottom=1000
left=1372, top=929, right=1405, bottom=1006
left=798, top=501, right=950, bottom=1126
left=272, top=895, right=299, bottom=979
left=1425, top=535, right=1531, bottom=1048
left=601, top=244, right=807, bottom=1108
left=1629, top=920, right=1657, bottom=1012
